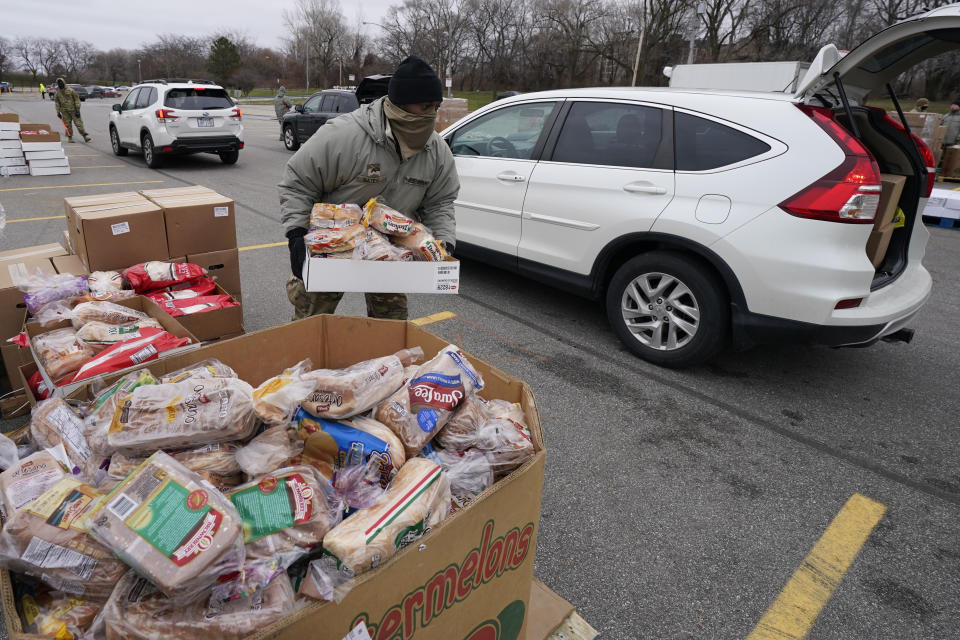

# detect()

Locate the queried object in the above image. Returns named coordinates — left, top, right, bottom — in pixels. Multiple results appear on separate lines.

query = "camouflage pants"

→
left=62, top=112, right=88, bottom=139
left=285, top=276, right=407, bottom=321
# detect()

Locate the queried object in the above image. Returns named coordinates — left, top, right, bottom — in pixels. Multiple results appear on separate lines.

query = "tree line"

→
left=1, top=0, right=958, bottom=100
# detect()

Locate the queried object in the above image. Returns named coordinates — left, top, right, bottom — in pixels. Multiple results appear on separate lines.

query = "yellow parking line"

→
left=72, top=165, right=124, bottom=169
left=64, top=154, right=100, bottom=157
left=747, top=493, right=886, bottom=640
left=0, top=180, right=164, bottom=192
left=238, top=241, right=285, bottom=252
left=411, top=311, right=457, bottom=326
left=5, top=215, right=65, bottom=223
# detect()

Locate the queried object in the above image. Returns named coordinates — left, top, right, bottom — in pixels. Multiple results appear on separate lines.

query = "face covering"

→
left=383, top=98, right=437, bottom=161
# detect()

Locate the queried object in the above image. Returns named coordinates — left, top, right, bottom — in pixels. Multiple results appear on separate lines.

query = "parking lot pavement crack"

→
left=461, top=292, right=960, bottom=508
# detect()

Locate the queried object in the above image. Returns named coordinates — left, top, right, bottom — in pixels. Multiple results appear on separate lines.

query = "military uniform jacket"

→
left=54, top=88, right=81, bottom=114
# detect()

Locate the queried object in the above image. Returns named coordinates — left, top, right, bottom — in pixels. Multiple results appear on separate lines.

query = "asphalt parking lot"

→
left=1, top=94, right=958, bottom=639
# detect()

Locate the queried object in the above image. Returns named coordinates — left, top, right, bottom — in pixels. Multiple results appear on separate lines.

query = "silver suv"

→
left=108, top=79, right=244, bottom=168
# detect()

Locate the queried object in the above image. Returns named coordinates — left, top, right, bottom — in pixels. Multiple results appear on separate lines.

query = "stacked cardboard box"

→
left=889, top=110, right=948, bottom=163
left=436, top=97, right=469, bottom=132
left=867, top=173, right=906, bottom=268
left=20, top=123, right=68, bottom=176
left=0, top=113, right=27, bottom=176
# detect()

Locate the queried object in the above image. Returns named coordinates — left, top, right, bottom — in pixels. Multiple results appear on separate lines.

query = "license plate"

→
left=197, top=117, right=214, bottom=127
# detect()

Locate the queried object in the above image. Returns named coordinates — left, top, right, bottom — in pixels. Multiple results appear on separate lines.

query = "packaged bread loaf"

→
left=227, top=465, right=340, bottom=568
left=310, top=202, right=362, bottom=229
left=101, top=570, right=295, bottom=640
left=86, top=271, right=124, bottom=298
left=108, top=443, right=243, bottom=491
left=352, top=228, right=397, bottom=261
left=83, top=370, right=158, bottom=458
left=436, top=397, right=525, bottom=448
left=420, top=443, right=493, bottom=510
left=301, top=458, right=450, bottom=600
left=0, top=478, right=128, bottom=600
left=18, top=590, right=101, bottom=639
left=251, top=359, right=315, bottom=425
left=85, top=451, right=245, bottom=601
left=390, top=222, right=446, bottom=261
left=300, top=347, right=423, bottom=419
left=76, top=319, right=164, bottom=350
left=107, top=378, right=257, bottom=455
left=32, top=328, right=94, bottom=381
left=122, top=262, right=207, bottom=293
left=235, top=426, right=301, bottom=478
left=30, top=398, right=97, bottom=478
left=305, top=224, right=366, bottom=255
left=361, top=199, right=417, bottom=236
left=70, top=328, right=191, bottom=384
left=0, top=450, right=66, bottom=514
left=375, top=345, right=484, bottom=456
left=159, top=358, right=237, bottom=384
left=71, top=301, right=150, bottom=329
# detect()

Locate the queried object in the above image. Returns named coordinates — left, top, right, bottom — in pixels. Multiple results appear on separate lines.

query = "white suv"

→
left=108, top=79, right=244, bottom=168
left=441, top=6, right=960, bottom=367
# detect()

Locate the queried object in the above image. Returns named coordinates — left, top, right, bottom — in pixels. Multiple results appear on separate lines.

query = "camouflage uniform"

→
left=53, top=78, right=89, bottom=142
left=274, top=86, right=293, bottom=142
left=285, top=277, right=407, bottom=320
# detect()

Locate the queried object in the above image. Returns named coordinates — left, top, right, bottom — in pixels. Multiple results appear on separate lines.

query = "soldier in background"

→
left=53, top=78, right=90, bottom=143
left=274, top=86, right=293, bottom=142
left=911, top=97, right=929, bottom=112
left=940, top=102, right=960, bottom=152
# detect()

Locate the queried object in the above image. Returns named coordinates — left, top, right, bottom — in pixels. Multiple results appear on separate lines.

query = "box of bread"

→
left=1, top=314, right=546, bottom=640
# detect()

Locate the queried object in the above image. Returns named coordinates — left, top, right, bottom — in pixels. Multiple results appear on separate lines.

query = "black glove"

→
left=286, top=227, right=307, bottom=279
left=441, top=240, right=455, bottom=257
left=56, top=112, right=61, bottom=119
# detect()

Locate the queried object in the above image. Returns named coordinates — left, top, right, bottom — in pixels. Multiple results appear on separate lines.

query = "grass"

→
left=866, top=98, right=955, bottom=115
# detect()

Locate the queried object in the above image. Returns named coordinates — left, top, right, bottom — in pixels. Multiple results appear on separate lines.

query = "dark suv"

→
left=281, top=75, right=390, bottom=151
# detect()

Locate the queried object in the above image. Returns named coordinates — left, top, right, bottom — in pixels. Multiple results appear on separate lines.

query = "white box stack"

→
left=0, top=117, right=24, bottom=170
left=20, top=123, right=69, bottom=176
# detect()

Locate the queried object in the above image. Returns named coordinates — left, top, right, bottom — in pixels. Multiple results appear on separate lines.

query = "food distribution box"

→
left=923, top=186, right=960, bottom=220
left=139, top=185, right=215, bottom=198
left=28, top=158, right=69, bottom=168
left=28, top=164, right=70, bottom=176
left=7, top=314, right=546, bottom=640
left=141, top=189, right=237, bottom=256
left=51, top=254, right=87, bottom=277
left=154, top=283, right=243, bottom=342
left=0, top=140, right=22, bottom=149
left=0, top=131, right=20, bottom=140
left=0, top=114, right=18, bottom=130
left=19, top=130, right=59, bottom=143
left=186, top=248, right=242, bottom=300
left=304, top=256, right=461, bottom=294
left=0, top=158, right=25, bottom=167
left=0, top=148, right=23, bottom=158
left=2, top=166, right=29, bottom=176
left=24, top=150, right=65, bottom=160
left=64, top=192, right=146, bottom=257
left=71, top=200, right=168, bottom=271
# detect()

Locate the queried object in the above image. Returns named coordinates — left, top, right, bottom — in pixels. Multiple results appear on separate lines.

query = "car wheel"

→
left=219, top=149, right=239, bottom=165
left=283, top=125, right=300, bottom=151
left=109, top=126, right=127, bottom=156
left=605, top=251, right=728, bottom=368
left=141, top=133, right=162, bottom=168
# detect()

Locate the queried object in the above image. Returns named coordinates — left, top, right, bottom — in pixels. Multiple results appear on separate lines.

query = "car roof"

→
left=490, top=86, right=798, bottom=104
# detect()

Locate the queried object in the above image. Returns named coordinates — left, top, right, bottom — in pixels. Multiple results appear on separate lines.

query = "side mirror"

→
left=295, top=104, right=304, bottom=113
left=112, top=104, right=122, bottom=112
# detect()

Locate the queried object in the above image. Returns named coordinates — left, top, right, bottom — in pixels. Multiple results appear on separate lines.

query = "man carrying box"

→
left=278, top=56, right=459, bottom=321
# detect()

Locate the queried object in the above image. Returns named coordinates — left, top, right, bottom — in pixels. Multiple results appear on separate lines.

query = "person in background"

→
left=911, top=97, right=929, bottom=112
left=940, top=102, right=960, bottom=153
left=274, top=86, right=293, bottom=142
left=278, top=56, right=458, bottom=321
left=53, top=78, right=90, bottom=143
left=39, top=82, right=46, bottom=100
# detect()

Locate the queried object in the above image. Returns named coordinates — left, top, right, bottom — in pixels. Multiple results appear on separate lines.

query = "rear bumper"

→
left=165, top=136, right=242, bottom=154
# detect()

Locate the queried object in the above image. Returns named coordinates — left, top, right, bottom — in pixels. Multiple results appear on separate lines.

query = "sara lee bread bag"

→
left=101, top=570, right=295, bottom=640
left=301, top=458, right=450, bottom=600
left=375, top=345, right=485, bottom=456
left=107, top=378, right=257, bottom=455
left=0, top=478, right=128, bottom=601
left=85, top=451, right=244, bottom=601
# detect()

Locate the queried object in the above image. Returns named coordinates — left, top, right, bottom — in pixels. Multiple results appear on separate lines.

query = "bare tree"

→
left=59, top=39, right=96, bottom=81
left=284, top=0, right=348, bottom=88
left=0, top=37, right=10, bottom=80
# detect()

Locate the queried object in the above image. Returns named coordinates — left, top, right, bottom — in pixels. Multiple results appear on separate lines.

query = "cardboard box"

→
left=29, top=165, right=70, bottom=176
left=72, top=201, right=168, bottom=271
left=52, top=254, right=88, bottom=276
left=158, top=283, right=243, bottom=342
left=0, top=131, right=20, bottom=140
left=0, top=140, right=22, bottom=149
left=1, top=341, right=32, bottom=394
left=25, top=296, right=199, bottom=398
left=61, top=230, right=73, bottom=254
left=27, top=157, right=68, bottom=168
left=8, top=315, right=546, bottom=640
left=0, top=245, right=68, bottom=262
left=186, top=248, right=241, bottom=299
left=25, top=150, right=66, bottom=160
left=0, top=253, right=65, bottom=340
left=143, top=191, right=237, bottom=256
left=19, top=123, right=52, bottom=132
left=139, top=185, right=215, bottom=199
left=305, top=256, right=460, bottom=294
left=941, top=145, right=960, bottom=179
left=64, top=192, right=147, bottom=258
left=866, top=222, right=895, bottom=268
left=922, top=186, right=960, bottom=220
left=876, top=173, right=906, bottom=229
left=2, top=166, right=29, bottom=176
left=0, top=114, right=19, bottom=127
left=20, top=142, right=62, bottom=152
left=19, top=131, right=60, bottom=143
left=436, top=97, right=470, bottom=132
left=0, top=148, right=23, bottom=158
left=0, top=157, right=25, bottom=167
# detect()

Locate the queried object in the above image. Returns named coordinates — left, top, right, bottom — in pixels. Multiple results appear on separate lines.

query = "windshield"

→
left=163, top=88, right=233, bottom=110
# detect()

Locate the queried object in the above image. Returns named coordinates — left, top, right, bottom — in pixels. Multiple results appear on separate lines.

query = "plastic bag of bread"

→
left=155, top=294, right=238, bottom=317
left=85, top=451, right=245, bottom=602
left=108, top=442, right=244, bottom=491
left=159, top=358, right=237, bottom=384
left=300, top=347, right=423, bottom=419
left=122, top=262, right=207, bottom=293
left=300, top=458, right=450, bottom=601
left=310, top=202, right=362, bottom=229
left=101, top=570, right=295, bottom=640
left=76, top=318, right=164, bottom=351
left=32, top=328, right=94, bottom=381
left=69, top=328, right=191, bottom=383
left=305, top=224, right=366, bottom=255
left=30, top=398, right=97, bottom=478
left=70, top=301, right=150, bottom=329
left=252, top=359, right=315, bottom=425
left=30, top=299, right=74, bottom=328
left=472, top=416, right=535, bottom=477
left=0, top=450, right=66, bottom=515
left=107, top=377, right=256, bottom=455
left=0, top=478, right=128, bottom=600
left=143, top=276, right=217, bottom=302
left=352, top=227, right=398, bottom=261
left=86, top=271, right=124, bottom=298
left=83, top=370, right=158, bottom=459
left=420, top=443, right=493, bottom=510
left=17, top=589, right=101, bottom=639
left=235, top=426, right=302, bottom=478
left=18, top=272, right=89, bottom=315
left=375, top=345, right=484, bottom=456
left=361, top=198, right=417, bottom=236
left=436, top=397, right=524, bottom=450
left=390, top=222, right=447, bottom=261
left=294, top=409, right=405, bottom=488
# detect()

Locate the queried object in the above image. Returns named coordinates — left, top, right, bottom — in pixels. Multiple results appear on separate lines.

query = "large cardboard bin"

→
left=3, top=315, right=546, bottom=640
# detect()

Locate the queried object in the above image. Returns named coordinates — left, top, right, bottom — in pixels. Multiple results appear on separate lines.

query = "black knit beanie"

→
left=388, top=56, right=443, bottom=105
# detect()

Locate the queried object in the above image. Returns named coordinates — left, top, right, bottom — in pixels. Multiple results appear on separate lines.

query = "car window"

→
left=163, top=88, right=233, bottom=110
left=302, top=95, right=322, bottom=113
left=122, top=88, right=140, bottom=110
left=551, top=102, right=670, bottom=170
left=319, top=95, right=336, bottom=112
left=336, top=95, right=355, bottom=112
left=449, top=102, right=558, bottom=160
left=135, top=87, right=156, bottom=109
left=675, top=112, right=771, bottom=171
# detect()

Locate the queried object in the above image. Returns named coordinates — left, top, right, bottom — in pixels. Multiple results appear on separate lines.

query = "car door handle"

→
left=496, top=172, right=526, bottom=182
left=623, top=183, right=667, bottom=195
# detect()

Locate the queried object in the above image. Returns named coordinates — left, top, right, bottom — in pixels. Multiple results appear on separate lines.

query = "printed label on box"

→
left=111, top=222, right=131, bottom=236
left=434, top=262, right=460, bottom=293
left=214, top=206, right=230, bottom=218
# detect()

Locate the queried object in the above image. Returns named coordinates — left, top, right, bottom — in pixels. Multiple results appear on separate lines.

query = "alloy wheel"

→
left=620, top=272, right=701, bottom=351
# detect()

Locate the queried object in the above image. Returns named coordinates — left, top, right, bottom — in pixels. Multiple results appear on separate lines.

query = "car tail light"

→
left=161, top=146, right=173, bottom=152
left=238, top=142, right=244, bottom=149
left=155, top=109, right=178, bottom=123
left=230, top=108, right=242, bottom=121
left=870, top=107, right=936, bottom=197
left=780, top=105, right=881, bottom=224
